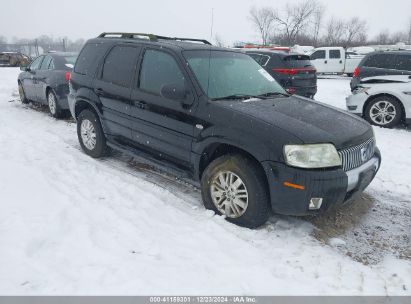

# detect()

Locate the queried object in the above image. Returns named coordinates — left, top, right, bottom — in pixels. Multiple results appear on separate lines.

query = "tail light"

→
left=65, top=71, right=71, bottom=82
left=272, top=68, right=316, bottom=75
left=353, top=67, right=360, bottom=77
left=286, top=87, right=297, bottom=94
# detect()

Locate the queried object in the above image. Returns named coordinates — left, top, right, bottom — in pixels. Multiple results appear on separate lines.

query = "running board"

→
left=106, top=139, right=193, bottom=181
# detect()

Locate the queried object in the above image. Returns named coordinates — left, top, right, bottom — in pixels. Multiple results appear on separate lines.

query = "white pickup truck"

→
left=309, top=47, right=364, bottom=76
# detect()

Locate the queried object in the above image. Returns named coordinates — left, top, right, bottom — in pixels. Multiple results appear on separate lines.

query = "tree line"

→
left=248, top=0, right=411, bottom=47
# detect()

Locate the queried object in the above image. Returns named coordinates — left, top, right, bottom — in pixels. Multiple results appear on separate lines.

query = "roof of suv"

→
left=88, top=32, right=229, bottom=52
left=243, top=49, right=308, bottom=57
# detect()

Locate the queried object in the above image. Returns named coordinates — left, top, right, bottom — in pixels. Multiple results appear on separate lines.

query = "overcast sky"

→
left=1, top=0, right=410, bottom=44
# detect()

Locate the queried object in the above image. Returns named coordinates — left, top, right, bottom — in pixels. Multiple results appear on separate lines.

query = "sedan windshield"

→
left=183, top=50, right=287, bottom=100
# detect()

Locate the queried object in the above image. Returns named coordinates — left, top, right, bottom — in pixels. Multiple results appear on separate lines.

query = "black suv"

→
left=350, top=50, right=411, bottom=90
left=244, top=49, right=317, bottom=98
left=68, top=32, right=381, bottom=228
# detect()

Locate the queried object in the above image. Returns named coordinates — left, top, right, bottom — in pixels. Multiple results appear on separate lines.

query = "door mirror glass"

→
left=160, top=83, right=187, bottom=101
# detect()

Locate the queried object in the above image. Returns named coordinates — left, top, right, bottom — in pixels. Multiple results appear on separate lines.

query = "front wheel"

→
left=77, top=109, right=107, bottom=158
left=18, top=82, right=29, bottom=104
left=364, top=96, right=403, bottom=128
left=201, top=154, right=270, bottom=228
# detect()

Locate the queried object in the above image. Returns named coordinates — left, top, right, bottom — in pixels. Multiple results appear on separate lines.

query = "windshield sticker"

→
left=258, top=68, right=274, bottom=82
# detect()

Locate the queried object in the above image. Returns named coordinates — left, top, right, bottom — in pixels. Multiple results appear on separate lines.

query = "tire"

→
left=364, top=96, right=403, bottom=128
left=47, top=90, right=64, bottom=119
left=201, top=154, right=270, bottom=228
left=18, top=82, right=29, bottom=104
left=77, top=109, right=107, bottom=158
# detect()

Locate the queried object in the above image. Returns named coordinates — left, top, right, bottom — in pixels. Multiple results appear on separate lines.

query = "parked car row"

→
left=0, top=51, right=30, bottom=67
left=16, top=32, right=381, bottom=228
left=18, top=52, right=77, bottom=118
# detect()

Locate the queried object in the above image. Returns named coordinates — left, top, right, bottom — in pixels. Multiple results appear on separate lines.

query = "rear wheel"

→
left=364, top=96, right=403, bottom=128
left=77, top=109, right=107, bottom=158
left=18, top=82, right=29, bottom=104
left=47, top=90, right=63, bottom=119
left=201, top=154, right=270, bottom=228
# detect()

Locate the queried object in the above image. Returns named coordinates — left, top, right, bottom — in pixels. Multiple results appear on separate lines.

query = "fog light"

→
left=309, top=198, right=323, bottom=210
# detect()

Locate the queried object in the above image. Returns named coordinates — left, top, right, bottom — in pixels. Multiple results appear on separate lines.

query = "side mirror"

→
left=160, top=83, right=187, bottom=101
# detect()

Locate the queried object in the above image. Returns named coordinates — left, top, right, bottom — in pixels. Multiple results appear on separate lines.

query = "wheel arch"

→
left=197, top=142, right=270, bottom=200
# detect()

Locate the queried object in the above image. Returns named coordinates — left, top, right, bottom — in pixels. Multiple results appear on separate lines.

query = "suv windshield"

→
left=184, top=50, right=286, bottom=99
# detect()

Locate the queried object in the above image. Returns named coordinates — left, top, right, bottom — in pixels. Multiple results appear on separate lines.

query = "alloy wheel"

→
left=369, top=100, right=396, bottom=126
left=80, top=119, right=97, bottom=150
left=210, top=171, right=249, bottom=218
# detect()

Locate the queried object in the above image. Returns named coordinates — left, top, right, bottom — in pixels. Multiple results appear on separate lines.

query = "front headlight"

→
left=284, top=144, right=341, bottom=169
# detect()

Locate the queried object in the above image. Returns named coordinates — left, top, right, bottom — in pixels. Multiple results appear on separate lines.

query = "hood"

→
left=215, top=96, right=373, bottom=150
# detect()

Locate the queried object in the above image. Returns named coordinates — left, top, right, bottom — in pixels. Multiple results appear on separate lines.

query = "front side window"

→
left=329, top=50, right=341, bottom=59
left=102, top=46, right=139, bottom=87
left=29, top=56, right=44, bottom=70
left=40, top=56, right=52, bottom=70
left=139, top=49, right=185, bottom=95
left=310, top=50, right=326, bottom=60
left=184, top=50, right=285, bottom=99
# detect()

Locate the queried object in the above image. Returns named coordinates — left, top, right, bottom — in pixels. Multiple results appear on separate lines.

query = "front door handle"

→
left=324, top=60, right=327, bottom=64
left=339, top=60, right=343, bottom=64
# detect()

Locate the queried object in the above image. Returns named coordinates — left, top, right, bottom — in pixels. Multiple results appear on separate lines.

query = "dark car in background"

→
left=18, top=52, right=77, bottom=118
left=350, top=51, right=411, bottom=91
left=0, top=52, right=30, bottom=67
left=243, top=49, right=317, bottom=98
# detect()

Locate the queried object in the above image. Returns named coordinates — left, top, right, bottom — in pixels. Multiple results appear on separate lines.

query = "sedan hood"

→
left=216, top=96, right=373, bottom=149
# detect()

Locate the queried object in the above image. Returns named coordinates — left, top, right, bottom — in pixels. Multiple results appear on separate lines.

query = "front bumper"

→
left=346, top=92, right=367, bottom=115
left=262, top=149, right=381, bottom=216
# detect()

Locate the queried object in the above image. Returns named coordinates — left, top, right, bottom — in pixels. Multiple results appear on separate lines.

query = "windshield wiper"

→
left=256, top=92, right=290, bottom=98
left=211, top=94, right=267, bottom=101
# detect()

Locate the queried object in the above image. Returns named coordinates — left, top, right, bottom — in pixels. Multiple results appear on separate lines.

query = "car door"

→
left=129, top=47, right=195, bottom=166
left=93, top=44, right=140, bottom=141
left=35, top=55, right=53, bottom=103
left=327, top=49, right=344, bottom=73
left=309, top=50, right=327, bottom=73
left=23, top=56, right=44, bottom=100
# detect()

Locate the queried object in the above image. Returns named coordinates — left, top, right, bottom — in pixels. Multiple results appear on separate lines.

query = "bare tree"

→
left=375, top=30, right=390, bottom=45
left=249, top=6, right=275, bottom=45
left=311, top=3, right=325, bottom=46
left=324, top=18, right=346, bottom=45
left=345, top=17, right=367, bottom=46
left=273, top=0, right=320, bottom=45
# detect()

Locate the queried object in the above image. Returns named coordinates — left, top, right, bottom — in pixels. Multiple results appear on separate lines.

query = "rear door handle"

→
left=133, top=100, right=146, bottom=109
left=324, top=60, right=327, bottom=64
left=94, top=88, right=104, bottom=95
left=339, top=60, right=343, bottom=64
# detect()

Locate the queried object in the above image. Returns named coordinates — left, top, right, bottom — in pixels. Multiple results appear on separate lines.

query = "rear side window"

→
left=393, top=54, right=411, bottom=71
left=283, top=55, right=313, bottom=68
left=329, top=50, right=341, bottom=59
left=310, top=50, right=325, bottom=60
left=74, top=43, right=102, bottom=75
left=139, top=49, right=185, bottom=95
left=102, top=46, right=139, bottom=87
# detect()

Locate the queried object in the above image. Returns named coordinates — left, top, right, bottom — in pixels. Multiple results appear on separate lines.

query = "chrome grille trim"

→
left=338, top=138, right=375, bottom=171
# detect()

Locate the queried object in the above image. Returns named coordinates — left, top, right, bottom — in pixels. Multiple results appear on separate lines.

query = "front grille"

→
left=338, top=138, right=375, bottom=171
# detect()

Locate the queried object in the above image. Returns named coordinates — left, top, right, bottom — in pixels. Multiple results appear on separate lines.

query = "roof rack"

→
left=98, top=32, right=211, bottom=45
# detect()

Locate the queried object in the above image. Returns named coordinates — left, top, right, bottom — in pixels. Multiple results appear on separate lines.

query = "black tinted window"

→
left=310, top=50, right=325, bottom=60
left=330, top=50, right=341, bottom=59
left=249, top=54, right=262, bottom=64
left=284, top=55, right=312, bottom=68
left=75, top=43, right=101, bottom=75
left=102, top=46, right=139, bottom=87
left=40, top=56, right=52, bottom=70
left=139, top=49, right=185, bottom=95
left=393, top=54, right=411, bottom=71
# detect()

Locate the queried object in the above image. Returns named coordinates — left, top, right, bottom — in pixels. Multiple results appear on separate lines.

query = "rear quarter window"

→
left=74, top=43, right=106, bottom=76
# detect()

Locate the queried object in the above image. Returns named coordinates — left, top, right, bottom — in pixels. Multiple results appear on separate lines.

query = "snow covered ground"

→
left=0, top=68, right=410, bottom=295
